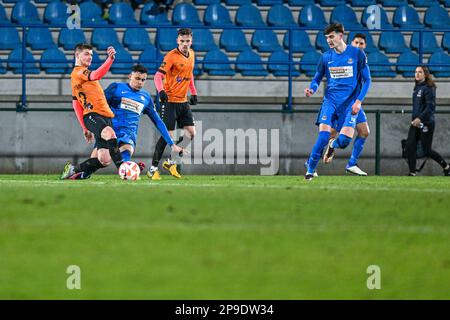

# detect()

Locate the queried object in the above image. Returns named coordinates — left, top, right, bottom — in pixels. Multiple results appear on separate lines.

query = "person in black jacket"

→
left=405, top=65, right=450, bottom=176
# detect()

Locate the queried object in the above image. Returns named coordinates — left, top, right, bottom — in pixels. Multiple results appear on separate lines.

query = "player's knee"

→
left=358, top=125, right=370, bottom=138
left=336, top=134, right=352, bottom=149
left=98, top=154, right=112, bottom=166
left=101, top=127, right=116, bottom=141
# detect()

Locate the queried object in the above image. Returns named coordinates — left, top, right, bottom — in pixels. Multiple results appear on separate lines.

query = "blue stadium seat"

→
left=156, top=28, right=178, bottom=51
left=43, top=1, right=68, bottom=25
left=442, top=32, right=450, bottom=52
left=7, top=47, right=40, bottom=74
left=444, top=0, right=450, bottom=8
left=92, top=28, right=120, bottom=50
left=0, top=58, right=6, bottom=74
left=40, top=47, right=69, bottom=74
left=267, top=4, right=295, bottom=26
left=362, top=5, right=393, bottom=29
left=194, top=0, right=220, bottom=4
left=35, top=0, right=60, bottom=3
left=11, top=1, right=41, bottom=24
left=251, top=30, right=282, bottom=52
left=367, top=50, right=396, bottom=77
left=140, top=3, right=171, bottom=26
left=410, top=31, right=440, bottom=54
left=283, top=30, right=314, bottom=53
left=236, top=50, right=268, bottom=76
left=3, top=0, right=31, bottom=2
left=192, top=28, right=216, bottom=52
left=0, top=27, right=20, bottom=50
left=110, top=45, right=134, bottom=74
left=318, top=0, right=346, bottom=6
left=203, top=49, right=236, bottom=76
left=409, top=0, right=439, bottom=7
left=268, top=50, right=299, bottom=77
left=58, top=28, right=86, bottom=50
left=236, top=4, right=265, bottom=26
left=194, top=61, right=203, bottom=76
left=428, top=50, right=450, bottom=77
left=204, top=4, right=233, bottom=26
left=139, top=44, right=160, bottom=74
left=379, top=31, right=408, bottom=53
left=300, top=50, right=321, bottom=76
left=393, top=5, right=423, bottom=29
left=220, top=29, right=250, bottom=52
left=396, top=49, right=419, bottom=77
left=424, top=5, right=450, bottom=29
left=348, top=0, right=376, bottom=6
left=298, top=5, right=327, bottom=28
left=172, top=3, right=202, bottom=26
left=79, top=0, right=107, bottom=25
left=255, top=0, right=283, bottom=5
left=315, top=32, right=329, bottom=53
left=109, top=2, right=138, bottom=25
left=123, top=28, right=150, bottom=51
left=380, top=0, right=407, bottom=6
left=0, top=3, right=11, bottom=25
left=330, top=5, right=362, bottom=29
left=347, top=31, right=377, bottom=53
left=224, top=0, right=251, bottom=5
left=287, top=0, right=314, bottom=5
left=26, top=27, right=54, bottom=50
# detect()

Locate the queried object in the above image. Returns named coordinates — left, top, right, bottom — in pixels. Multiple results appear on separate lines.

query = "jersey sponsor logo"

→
left=329, top=66, right=354, bottom=79
left=120, top=97, right=144, bottom=114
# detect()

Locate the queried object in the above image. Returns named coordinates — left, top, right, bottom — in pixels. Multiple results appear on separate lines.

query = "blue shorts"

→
left=315, top=99, right=339, bottom=127
left=335, top=107, right=368, bottom=131
left=93, top=127, right=137, bottom=149
left=316, top=103, right=367, bottom=131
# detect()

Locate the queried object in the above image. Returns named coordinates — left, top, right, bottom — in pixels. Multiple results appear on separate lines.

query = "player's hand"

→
left=351, top=100, right=362, bottom=115
left=411, top=118, right=421, bottom=127
left=84, top=129, right=94, bottom=143
left=189, top=95, right=197, bottom=106
left=171, top=144, right=188, bottom=155
left=107, top=46, right=116, bottom=60
left=159, top=90, right=168, bottom=104
left=305, top=88, right=314, bottom=97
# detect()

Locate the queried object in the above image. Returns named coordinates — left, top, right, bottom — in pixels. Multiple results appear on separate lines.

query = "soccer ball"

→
left=118, top=161, right=140, bottom=181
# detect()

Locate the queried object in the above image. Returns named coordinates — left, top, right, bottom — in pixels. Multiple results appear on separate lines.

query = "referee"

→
left=405, top=65, right=450, bottom=176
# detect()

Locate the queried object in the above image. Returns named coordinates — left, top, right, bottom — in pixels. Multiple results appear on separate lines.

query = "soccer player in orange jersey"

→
left=147, top=28, right=198, bottom=180
left=60, top=43, right=123, bottom=179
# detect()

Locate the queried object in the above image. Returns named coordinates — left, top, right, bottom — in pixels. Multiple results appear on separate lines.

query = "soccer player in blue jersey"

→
left=69, top=64, right=183, bottom=179
left=304, top=23, right=371, bottom=180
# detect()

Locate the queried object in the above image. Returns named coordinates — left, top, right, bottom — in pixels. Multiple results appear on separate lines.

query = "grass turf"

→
left=0, top=174, right=449, bottom=299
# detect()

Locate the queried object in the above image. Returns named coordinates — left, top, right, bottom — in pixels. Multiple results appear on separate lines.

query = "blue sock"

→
left=332, top=134, right=352, bottom=149
left=347, top=136, right=366, bottom=167
left=307, top=131, right=330, bottom=173
left=121, top=150, right=131, bottom=162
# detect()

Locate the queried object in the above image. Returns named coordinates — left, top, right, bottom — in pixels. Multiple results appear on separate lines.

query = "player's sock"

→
left=106, top=138, right=123, bottom=169
left=347, top=136, right=366, bottom=167
left=75, top=158, right=104, bottom=176
left=121, top=150, right=131, bottom=162
left=307, top=131, right=330, bottom=173
left=152, top=137, right=168, bottom=167
left=332, top=134, right=352, bottom=149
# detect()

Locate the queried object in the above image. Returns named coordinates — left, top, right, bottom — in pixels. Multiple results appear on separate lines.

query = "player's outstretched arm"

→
left=89, top=46, right=116, bottom=81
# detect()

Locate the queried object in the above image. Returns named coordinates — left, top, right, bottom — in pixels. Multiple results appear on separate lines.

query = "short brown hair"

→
left=74, top=43, right=93, bottom=52
left=324, top=23, right=344, bottom=35
left=178, top=28, right=193, bottom=37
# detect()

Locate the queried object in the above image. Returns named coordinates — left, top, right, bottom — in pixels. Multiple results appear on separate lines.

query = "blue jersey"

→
left=310, top=45, right=370, bottom=111
left=104, top=82, right=174, bottom=146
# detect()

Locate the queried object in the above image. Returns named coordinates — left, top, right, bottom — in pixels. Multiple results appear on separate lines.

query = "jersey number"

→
left=78, top=92, right=93, bottom=110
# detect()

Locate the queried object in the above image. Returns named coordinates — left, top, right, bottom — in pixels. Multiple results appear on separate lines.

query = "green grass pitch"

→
left=0, top=174, right=449, bottom=299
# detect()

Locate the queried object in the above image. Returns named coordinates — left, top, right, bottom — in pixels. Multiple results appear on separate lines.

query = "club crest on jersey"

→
left=417, top=90, right=422, bottom=97
left=347, top=58, right=353, bottom=64
left=322, top=115, right=327, bottom=120
left=176, top=76, right=183, bottom=83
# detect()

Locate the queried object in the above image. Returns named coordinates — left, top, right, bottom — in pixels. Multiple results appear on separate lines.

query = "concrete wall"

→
left=1, top=104, right=450, bottom=176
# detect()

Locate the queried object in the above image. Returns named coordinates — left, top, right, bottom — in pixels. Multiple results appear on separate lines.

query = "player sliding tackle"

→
left=304, top=23, right=371, bottom=180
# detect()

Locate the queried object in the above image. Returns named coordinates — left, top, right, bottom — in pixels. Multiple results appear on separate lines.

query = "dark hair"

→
left=324, top=23, right=344, bottom=35
left=352, top=33, right=366, bottom=42
left=74, top=43, right=93, bottom=52
left=132, top=64, right=148, bottom=74
left=178, top=28, right=193, bottom=37
left=416, top=65, right=436, bottom=88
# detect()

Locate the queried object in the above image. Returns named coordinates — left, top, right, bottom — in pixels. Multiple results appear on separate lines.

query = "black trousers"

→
left=405, top=122, right=447, bottom=172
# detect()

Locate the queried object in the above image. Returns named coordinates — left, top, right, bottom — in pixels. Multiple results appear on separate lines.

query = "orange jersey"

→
left=71, top=66, right=114, bottom=118
left=158, top=48, right=195, bottom=103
